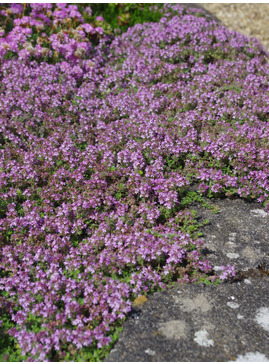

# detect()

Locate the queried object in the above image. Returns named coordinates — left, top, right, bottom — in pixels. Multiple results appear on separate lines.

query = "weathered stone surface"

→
left=106, top=197, right=269, bottom=362
left=193, top=197, right=269, bottom=273
left=106, top=277, right=269, bottom=362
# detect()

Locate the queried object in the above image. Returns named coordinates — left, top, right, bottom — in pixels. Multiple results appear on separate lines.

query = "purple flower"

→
left=0, top=2, right=268, bottom=361
left=85, top=7, right=92, bottom=16
left=96, top=16, right=104, bottom=22
left=82, top=23, right=95, bottom=34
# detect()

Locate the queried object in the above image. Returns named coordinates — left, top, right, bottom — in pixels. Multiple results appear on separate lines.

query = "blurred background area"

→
left=85, top=3, right=269, bottom=53
left=202, top=3, right=269, bottom=52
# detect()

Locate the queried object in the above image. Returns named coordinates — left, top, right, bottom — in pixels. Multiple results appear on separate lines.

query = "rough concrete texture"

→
left=106, top=198, right=269, bottom=362
left=106, top=277, right=269, bottom=362
left=193, top=197, right=269, bottom=273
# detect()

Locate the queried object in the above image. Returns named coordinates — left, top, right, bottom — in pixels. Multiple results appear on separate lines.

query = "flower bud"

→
left=86, top=60, right=95, bottom=68
left=36, top=24, right=44, bottom=31
left=74, top=47, right=86, bottom=58
left=6, top=8, right=13, bottom=15
left=41, top=47, right=49, bottom=57
left=1, top=42, right=10, bottom=50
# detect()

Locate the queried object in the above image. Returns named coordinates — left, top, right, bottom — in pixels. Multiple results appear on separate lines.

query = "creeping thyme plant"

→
left=0, top=3, right=269, bottom=361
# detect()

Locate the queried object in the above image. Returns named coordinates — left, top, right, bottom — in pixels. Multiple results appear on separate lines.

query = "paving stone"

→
left=106, top=196, right=269, bottom=362
left=106, top=277, right=269, bottom=362
left=194, top=197, right=269, bottom=273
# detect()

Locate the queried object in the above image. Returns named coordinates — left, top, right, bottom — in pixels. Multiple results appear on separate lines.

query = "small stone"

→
left=229, top=232, right=237, bottom=238
left=145, top=348, right=156, bottom=356
left=226, top=252, right=240, bottom=259
left=227, top=302, right=240, bottom=309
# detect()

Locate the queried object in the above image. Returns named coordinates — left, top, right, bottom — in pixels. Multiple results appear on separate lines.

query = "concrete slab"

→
left=194, top=197, right=269, bottom=273
left=106, top=197, right=269, bottom=361
left=106, top=277, right=269, bottom=362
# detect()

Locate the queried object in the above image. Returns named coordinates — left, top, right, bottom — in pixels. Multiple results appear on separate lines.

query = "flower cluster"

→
left=0, top=3, right=110, bottom=68
left=0, top=2, right=268, bottom=361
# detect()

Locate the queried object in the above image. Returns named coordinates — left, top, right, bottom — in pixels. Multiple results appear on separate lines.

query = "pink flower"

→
left=82, top=23, right=95, bottom=34
left=95, top=27, right=104, bottom=34
left=84, top=7, right=92, bottom=16
left=95, top=16, right=104, bottom=22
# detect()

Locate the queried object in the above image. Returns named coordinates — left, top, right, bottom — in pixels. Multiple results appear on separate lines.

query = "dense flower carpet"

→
left=0, top=3, right=268, bottom=361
